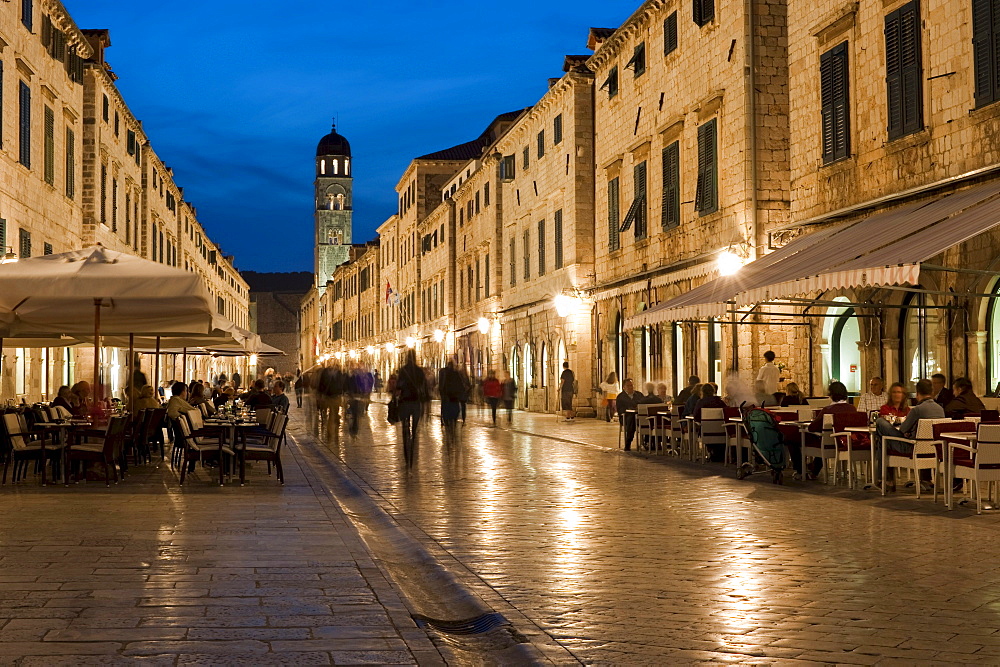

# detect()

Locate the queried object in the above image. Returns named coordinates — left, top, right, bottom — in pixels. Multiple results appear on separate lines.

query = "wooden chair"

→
left=65, top=416, right=128, bottom=487
left=241, top=412, right=288, bottom=485
left=1, top=412, right=64, bottom=485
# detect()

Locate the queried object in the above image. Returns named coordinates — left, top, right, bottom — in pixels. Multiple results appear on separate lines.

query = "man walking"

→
left=560, top=361, right=576, bottom=422
left=395, top=351, right=429, bottom=453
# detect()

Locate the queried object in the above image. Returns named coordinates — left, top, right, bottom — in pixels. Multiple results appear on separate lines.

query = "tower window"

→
left=332, top=159, right=338, bottom=175
left=344, top=158, right=350, bottom=176
left=320, top=160, right=326, bottom=175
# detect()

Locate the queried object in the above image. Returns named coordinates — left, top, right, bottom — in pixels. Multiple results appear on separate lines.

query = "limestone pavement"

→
left=316, top=398, right=1000, bottom=665
left=0, top=414, right=440, bottom=666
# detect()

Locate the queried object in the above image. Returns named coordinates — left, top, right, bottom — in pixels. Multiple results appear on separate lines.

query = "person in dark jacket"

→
left=931, top=373, right=954, bottom=407
left=674, top=376, right=700, bottom=409
left=692, top=383, right=727, bottom=422
left=616, top=379, right=644, bottom=451
left=797, top=381, right=856, bottom=479
left=437, top=361, right=463, bottom=429
left=395, top=351, right=429, bottom=449
left=944, top=377, right=985, bottom=418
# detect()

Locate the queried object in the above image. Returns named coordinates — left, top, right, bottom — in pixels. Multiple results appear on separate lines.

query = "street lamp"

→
left=365, top=345, right=375, bottom=355
left=0, top=247, right=17, bottom=264
left=405, top=336, right=416, bottom=349
left=477, top=317, right=490, bottom=334
left=554, top=293, right=580, bottom=318
left=384, top=342, right=394, bottom=353
left=433, top=329, right=445, bottom=343
left=717, top=249, right=744, bottom=276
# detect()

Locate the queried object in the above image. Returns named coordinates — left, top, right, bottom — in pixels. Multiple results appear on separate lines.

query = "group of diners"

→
left=616, top=369, right=995, bottom=494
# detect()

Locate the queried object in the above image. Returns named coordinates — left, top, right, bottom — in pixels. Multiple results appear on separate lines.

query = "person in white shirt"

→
left=756, top=350, right=780, bottom=395
left=856, top=377, right=888, bottom=414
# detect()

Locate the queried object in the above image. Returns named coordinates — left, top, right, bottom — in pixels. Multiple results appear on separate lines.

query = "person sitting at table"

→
left=133, top=385, right=161, bottom=412
left=654, top=383, right=670, bottom=404
left=242, top=379, right=274, bottom=408
left=165, top=381, right=196, bottom=421
left=944, top=377, right=985, bottom=418
left=879, top=382, right=910, bottom=419
left=857, top=377, right=888, bottom=414
left=692, top=383, right=727, bottom=422
left=213, top=386, right=235, bottom=409
left=270, top=380, right=290, bottom=413
left=640, top=382, right=663, bottom=404
left=874, top=378, right=945, bottom=492
left=674, top=375, right=700, bottom=408
left=780, top=382, right=808, bottom=406
left=69, top=381, right=92, bottom=417
left=683, top=383, right=703, bottom=417
left=51, top=385, right=74, bottom=414
left=931, top=373, right=954, bottom=407
left=187, top=382, right=208, bottom=408
left=616, top=379, right=644, bottom=451
left=800, top=381, right=857, bottom=479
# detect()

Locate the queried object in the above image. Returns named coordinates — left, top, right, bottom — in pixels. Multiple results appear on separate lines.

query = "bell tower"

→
left=314, top=121, right=352, bottom=289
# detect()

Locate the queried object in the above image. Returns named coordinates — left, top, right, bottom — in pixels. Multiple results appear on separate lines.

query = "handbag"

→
left=387, top=397, right=400, bottom=424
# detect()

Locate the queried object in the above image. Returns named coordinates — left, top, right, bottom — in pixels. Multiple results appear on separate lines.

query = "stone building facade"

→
left=242, top=271, right=312, bottom=375
left=0, top=3, right=250, bottom=402
left=303, top=0, right=1000, bottom=412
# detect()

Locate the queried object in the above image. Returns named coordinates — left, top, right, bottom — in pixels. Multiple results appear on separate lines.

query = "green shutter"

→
left=18, top=81, right=30, bottom=168
left=553, top=114, right=563, bottom=144
left=537, top=219, right=545, bottom=275
left=662, top=141, right=680, bottom=229
left=696, top=120, right=718, bottom=214
left=664, top=12, right=678, bottom=54
left=634, top=160, right=647, bottom=238
left=821, top=42, right=850, bottom=163
left=65, top=127, right=74, bottom=198
left=43, top=105, right=54, bottom=184
left=886, top=1, right=923, bottom=139
left=608, top=177, right=620, bottom=251
left=537, top=130, right=544, bottom=159
left=554, top=209, right=563, bottom=268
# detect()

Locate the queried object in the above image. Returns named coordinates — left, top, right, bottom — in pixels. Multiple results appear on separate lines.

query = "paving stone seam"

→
left=288, top=422, right=581, bottom=665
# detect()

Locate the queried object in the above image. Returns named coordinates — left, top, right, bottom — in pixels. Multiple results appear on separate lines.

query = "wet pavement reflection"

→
left=313, top=400, right=1000, bottom=664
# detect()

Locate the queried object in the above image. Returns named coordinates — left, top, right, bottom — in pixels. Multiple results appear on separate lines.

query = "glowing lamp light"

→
left=477, top=317, right=490, bottom=334
left=554, top=294, right=579, bottom=318
left=433, top=329, right=445, bottom=343
left=365, top=345, right=375, bottom=355
left=717, top=250, right=744, bottom=276
left=249, top=354, right=258, bottom=365
left=334, top=351, right=344, bottom=361
left=384, top=342, right=395, bottom=353
left=349, top=349, right=359, bottom=359
left=405, top=336, right=416, bottom=349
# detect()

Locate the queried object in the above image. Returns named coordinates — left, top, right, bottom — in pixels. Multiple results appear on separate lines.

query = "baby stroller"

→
left=736, top=402, right=787, bottom=484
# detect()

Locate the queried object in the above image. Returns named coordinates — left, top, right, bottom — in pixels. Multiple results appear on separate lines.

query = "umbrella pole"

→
left=128, top=334, right=134, bottom=416
left=0, top=337, right=4, bottom=401
left=182, top=347, right=187, bottom=384
left=93, top=298, right=102, bottom=405
left=154, top=336, right=161, bottom=395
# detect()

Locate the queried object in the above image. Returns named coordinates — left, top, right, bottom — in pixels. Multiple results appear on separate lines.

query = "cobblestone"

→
left=0, top=414, right=433, bottom=665
left=302, top=400, right=1000, bottom=664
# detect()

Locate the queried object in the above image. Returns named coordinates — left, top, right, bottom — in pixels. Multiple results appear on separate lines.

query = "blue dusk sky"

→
left=65, top=1, right=636, bottom=273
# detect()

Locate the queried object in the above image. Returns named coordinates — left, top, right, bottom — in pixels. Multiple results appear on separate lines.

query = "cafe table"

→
left=204, top=416, right=264, bottom=485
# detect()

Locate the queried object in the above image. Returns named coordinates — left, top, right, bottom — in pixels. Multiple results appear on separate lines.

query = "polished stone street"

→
left=308, top=400, right=1000, bottom=665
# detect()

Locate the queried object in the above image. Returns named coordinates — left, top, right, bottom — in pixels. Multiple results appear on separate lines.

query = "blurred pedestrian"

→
left=501, top=373, right=517, bottom=424
left=560, top=361, right=576, bottom=422
left=483, top=370, right=502, bottom=426
left=395, top=351, right=429, bottom=449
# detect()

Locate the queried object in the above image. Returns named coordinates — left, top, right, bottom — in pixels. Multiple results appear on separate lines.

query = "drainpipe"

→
left=744, top=0, right=760, bottom=259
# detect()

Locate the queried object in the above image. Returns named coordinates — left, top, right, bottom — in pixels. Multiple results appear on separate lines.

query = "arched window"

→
left=823, top=299, right=861, bottom=394
left=344, top=158, right=350, bottom=176
left=615, top=312, right=626, bottom=382
left=900, top=291, right=943, bottom=389
left=988, top=280, right=1000, bottom=393
left=331, top=159, right=339, bottom=175
left=540, top=342, right=548, bottom=388
left=335, top=193, right=345, bottom=211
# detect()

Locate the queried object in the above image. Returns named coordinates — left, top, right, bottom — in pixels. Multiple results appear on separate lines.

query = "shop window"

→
left=900, top=291, right=943, bottom=390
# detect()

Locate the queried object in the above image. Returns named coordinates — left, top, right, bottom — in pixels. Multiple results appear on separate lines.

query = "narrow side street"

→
left=304, top=400, right=1000, bottom=665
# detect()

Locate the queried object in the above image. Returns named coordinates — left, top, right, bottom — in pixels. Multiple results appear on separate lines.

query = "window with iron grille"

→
left=661, top=141, right=680, bottom=229
left=554, top=114, right=563, bottom=144
left=554, top=209, right=564, bottom=269
left=695, top=120, right=718, bottom=214
left=821, top=42, right=850, bottom=163
left=664, top=12, right=678, bottom=55
left=608, top=177, right=620, bottom=251
left=18, top=81, right=30, bottom=168
left=885, top=1, right=923, bottom=139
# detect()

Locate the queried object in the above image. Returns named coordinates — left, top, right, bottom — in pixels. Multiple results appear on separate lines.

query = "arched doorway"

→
left=823, top=297, right=862, bottom=393
left=523, top=343, right=534, bottom=407
left=508, top=345, right=520, bottom=408
left=900, top=291, right=943, bottom=389
left=614, top=312, right=626, bottom=382
left=988, top=280, right=1000, bottom=392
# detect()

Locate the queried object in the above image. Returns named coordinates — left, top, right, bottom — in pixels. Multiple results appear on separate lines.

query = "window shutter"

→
left=978, top=0, right=1000, bottom=107
left=554, top=209, right=563, bottom=269
left=608, top=178, right=620, bottom=251
left=695, top=120, right=717, bottom=214
left=66, top=127, right=74, bottom=198
left=523, top=230, right=530, bottom=280
left=694, top=0, right=714, bottom=26
left=634, top=160, right=647, bottom=238
left=18, top=81, right=30, bottom=168
left=537, top=219, right=545, bottom=275
left=537, top=130, right=545, bottom=159
left=627, top=42, right=646, bottom=77
left=510, top=238, right=516, bottom=285
left=43, top=105, right=54, bottom=184
left=885, top=2, right=923, bottom=139
left=21, top=0, right=32, bottom=30
left=821, top=42, right=850, bottom=163
left=554, top=114, right=563, bottom=144
left=19, top=228, right=30, bottom=258
left=664, top=13, right=678, bottom=54
left=43, top=242, right=52, bottom=255
left=600, top=67, right=619, bottom=98
left=0, top=219, right=6, bottom=251
left=661, top=141, right=680, bottom=229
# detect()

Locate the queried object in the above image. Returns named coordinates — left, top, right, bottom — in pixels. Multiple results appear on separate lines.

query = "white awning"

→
left=626, top=180, right=1000, bottom=328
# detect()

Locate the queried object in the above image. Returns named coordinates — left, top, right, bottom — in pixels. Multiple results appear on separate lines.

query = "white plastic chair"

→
left=882, top=418, right=952, bottom=498
left=949, top=423, right=1000, bottom=513
left=697, top=408, right=726, bottom=463
left=802, top=414, right=838, bottom=482
left=807, top=397, right=831, bottom=408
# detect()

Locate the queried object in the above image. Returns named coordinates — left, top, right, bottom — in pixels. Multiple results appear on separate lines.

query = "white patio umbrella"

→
left=0, top=246, right=218, bottom=401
